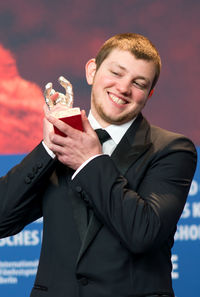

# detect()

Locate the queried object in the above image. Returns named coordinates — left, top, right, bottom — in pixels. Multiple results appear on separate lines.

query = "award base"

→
left=51, top=107, right=83, bottom=137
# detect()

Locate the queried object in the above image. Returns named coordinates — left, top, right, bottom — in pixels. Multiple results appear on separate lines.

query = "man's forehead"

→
left=107, top=52, right=154, bottom=71
left=103, top=49, right=148, bottom=67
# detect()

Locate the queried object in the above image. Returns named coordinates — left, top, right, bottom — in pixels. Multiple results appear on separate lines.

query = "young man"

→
left=0, top=33, right=197, bottom=297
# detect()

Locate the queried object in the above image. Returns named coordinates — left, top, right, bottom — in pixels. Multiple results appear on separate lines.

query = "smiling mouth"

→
left=109, top=93, right=128, bottom=105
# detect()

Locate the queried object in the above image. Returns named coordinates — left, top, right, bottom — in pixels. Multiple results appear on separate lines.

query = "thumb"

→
left=43, top=103, right=50, bottom=116
left=81, top=110, right=95, bottom=134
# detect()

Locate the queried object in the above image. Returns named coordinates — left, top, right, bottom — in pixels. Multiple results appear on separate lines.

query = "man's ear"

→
left=85, top=58, right=96, bottom=85
left=148, top=89, right=154, bottom=99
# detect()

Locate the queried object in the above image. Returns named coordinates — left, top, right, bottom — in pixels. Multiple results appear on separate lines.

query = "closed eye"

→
left=133, top=81, right=146, bottom=89
left=110, top=70, right=122, bottom=77
left=112, top=71, right=118, bottom=75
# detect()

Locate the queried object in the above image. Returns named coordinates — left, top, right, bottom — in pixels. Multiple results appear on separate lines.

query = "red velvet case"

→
left=54, top=113, right=83, bottom=137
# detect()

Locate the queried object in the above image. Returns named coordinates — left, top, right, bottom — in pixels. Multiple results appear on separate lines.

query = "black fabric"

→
left=147, top=295, right=171, bottom=297
left=0, top=112, right=197, bottom=297
left=95, top=129, right=111, bottom=144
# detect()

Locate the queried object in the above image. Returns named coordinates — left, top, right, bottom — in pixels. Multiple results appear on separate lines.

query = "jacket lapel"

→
left=111, top=113, right=152, bottom=175
left=69, top=188, right=88, bottom=243
left=76, top=113, right=152, bottom=265
left=76, top=212, right=102, bottom=265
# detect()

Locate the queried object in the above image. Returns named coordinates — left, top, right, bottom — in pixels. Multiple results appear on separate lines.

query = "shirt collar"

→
left=88, top=111, right=136, bottom=145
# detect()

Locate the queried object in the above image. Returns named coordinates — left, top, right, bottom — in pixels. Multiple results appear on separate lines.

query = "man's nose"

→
left=116, top=79, right=131, bottom=95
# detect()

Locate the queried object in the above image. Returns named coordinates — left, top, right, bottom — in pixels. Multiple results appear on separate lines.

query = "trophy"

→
left=44, top=76, right=83, bottom=136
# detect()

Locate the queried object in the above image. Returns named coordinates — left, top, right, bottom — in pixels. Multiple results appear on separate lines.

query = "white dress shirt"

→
left=88, top=111, right=135, bottom=156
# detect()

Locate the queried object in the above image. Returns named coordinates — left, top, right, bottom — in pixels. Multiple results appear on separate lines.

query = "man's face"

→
left=87, top=49, right=156, bottom=127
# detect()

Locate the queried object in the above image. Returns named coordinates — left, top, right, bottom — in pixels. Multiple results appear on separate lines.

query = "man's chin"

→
left=101, top=113, right=133, bottom=126
left=92, top=102, right=135, bottom=125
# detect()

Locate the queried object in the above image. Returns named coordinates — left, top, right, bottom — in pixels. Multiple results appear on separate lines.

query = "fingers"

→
left=45, top=109, right=97, bottom=150
left=81, top=110, right=96, bottom=136
left=43, top=110, right=103, bottom=169
left=49, top=134, right=66, bottom=151
left=46, top=113, right=81, bottom=140
left=43, top=103, right=50, bottom=115
left=44, top=107, right=93, bottom=139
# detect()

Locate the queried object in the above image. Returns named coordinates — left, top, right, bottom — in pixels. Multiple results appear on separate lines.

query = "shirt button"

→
left=75, top=186, right=82, bottom=193
left=36, top=162, right=43, bottom=169
left=32, top=166, right=38, bottom=174
left=28, top=172, right=34, bottom=179
left=24, top=177, right=31, bottom=184
left=83, top=196, right=90, bottom=205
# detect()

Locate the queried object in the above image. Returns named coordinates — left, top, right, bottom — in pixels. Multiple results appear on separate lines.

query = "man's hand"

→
left=43, top=93, right=60, bottom=149
left=44, top=108, right=102, bottom=170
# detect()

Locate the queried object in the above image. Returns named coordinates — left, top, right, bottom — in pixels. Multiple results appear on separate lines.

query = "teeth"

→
left=110, top=93, right=126, bottom=105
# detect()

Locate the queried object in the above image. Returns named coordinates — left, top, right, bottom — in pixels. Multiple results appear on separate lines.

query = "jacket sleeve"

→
left=70, top=136, right=197, bottom=253
left=0, top=142, right=56, bottom=238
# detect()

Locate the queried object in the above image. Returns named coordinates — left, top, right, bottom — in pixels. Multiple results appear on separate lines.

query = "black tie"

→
left=95, top=129, right=111, bottom=144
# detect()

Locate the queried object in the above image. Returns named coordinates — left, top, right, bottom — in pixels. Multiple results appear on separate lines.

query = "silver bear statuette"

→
left=44, top=76, right=73, bottom=109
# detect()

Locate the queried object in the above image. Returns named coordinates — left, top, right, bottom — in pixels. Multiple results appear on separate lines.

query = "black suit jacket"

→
left=0, top=113, right=197, bottom=297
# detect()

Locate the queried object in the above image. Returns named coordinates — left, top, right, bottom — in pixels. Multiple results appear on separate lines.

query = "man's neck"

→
left=89, top=110, right=110, bottom=128
left=88, top=110, right=136, bottom=145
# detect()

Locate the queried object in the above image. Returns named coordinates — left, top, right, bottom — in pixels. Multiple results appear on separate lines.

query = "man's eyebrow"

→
left=109, top=62, right=151, bottom=84
left=134, top=76, right=150, bottom=83
left=110, top=62, right=127, bottom=71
